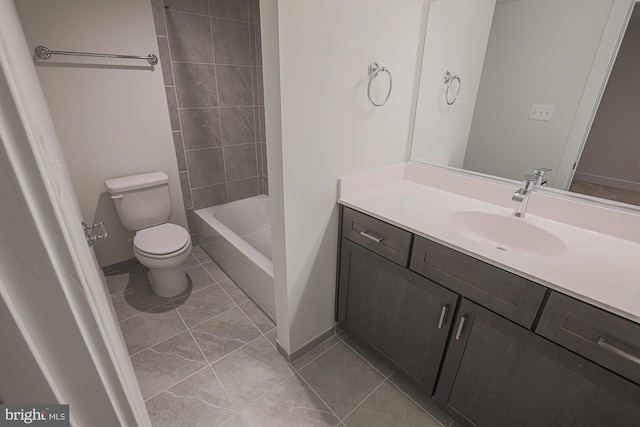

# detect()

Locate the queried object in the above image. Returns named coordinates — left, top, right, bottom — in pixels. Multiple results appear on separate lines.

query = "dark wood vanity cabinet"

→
left=435, top=299, right=640, bottom=427
left=336, top=206, right=640, bottom=426
left=337, top=238, right=458, bottom=394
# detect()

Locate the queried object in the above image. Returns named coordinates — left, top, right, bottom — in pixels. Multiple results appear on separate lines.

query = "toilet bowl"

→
left=133, top=223, right=192, bottom=297
left=105, top=172, right=192, bottom=298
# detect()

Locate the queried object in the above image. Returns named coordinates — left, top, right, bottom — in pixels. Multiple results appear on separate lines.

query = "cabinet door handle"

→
left=455, top=315, right=468, bottom=340
left=597, top=337, right=640, bottom=365
left=360, top=230, right=383, bottom=243
left=438, top=304, right=449, bottom=329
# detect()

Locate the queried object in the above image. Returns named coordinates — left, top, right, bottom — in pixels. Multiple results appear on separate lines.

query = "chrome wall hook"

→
left=444, top=71, right=461, bottom=105
left=367, top=62, right=393, bottom=107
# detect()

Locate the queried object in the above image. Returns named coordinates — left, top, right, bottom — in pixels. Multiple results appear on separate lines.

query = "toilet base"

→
left=148, top=266, right=189, bottom=297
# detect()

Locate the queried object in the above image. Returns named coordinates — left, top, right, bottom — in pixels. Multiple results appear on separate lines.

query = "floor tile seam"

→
left=192, top=254, right=214, bottom=265
left=170, top=281, right=218, bottom=303
left=207, top=364, right=248, bottom=426
left=205, top=332, right=265, bottom=366
left=336, top=375, right=387, bottom=424
left=293, top=369, right=342, bottom=424
left=232, top=368, right=298, bottom=415
left=236, top=300, right=273, bottom=334
left=261, top=326, right=277, bottom=350
left=289, top=336, right=342, bottom=372
left=142, top=364, right=210, bottom=403
left=108, top=280, right=149, bottom=297
left=341, top=339, right=395, bottom=380
left=181, top=315, right=246, bottom=421
left=215, top=277, right=246, bottom=306
left=126, top=325, right=189, bottom=358
left=117, top=298, right=175, bottom=323
left=181, top=294, right=246, bottom=332
left=386, top=374, right=448, bottom=426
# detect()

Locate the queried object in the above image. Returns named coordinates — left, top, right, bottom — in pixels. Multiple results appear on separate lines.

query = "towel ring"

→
left=368, top=62, right=392, bottom=107
left=444, top=71, right=461, bottom=105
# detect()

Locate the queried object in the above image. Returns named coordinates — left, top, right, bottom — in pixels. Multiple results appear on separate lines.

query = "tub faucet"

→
left=512, top=174, right=538, bottom=218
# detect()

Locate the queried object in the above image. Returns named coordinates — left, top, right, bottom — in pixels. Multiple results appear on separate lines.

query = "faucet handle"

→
left=534, top=167, right=553, bottom=176
left=533, top=168, right=552, bottom=186
left=521, top=174, right=537, bottom=190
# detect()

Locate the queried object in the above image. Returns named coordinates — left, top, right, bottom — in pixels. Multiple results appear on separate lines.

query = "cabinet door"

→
left=338, top=239, right=458, bottom=394
left=435, top=299, right=640, bottom=427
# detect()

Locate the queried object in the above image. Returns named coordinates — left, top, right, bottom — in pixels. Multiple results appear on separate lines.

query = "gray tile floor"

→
left=105, top=246, right=455, bottom=427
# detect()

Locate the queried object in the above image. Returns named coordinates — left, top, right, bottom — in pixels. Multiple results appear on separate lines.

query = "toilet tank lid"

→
left=105, top=172, right=169, bottom=193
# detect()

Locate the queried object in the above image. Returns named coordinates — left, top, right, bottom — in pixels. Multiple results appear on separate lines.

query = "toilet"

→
left=105, top=172, right=191, bottom=297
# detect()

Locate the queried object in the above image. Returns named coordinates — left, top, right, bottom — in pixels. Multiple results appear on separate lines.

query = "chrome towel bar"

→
left=34, top=45, right=158, bottom=66
left=367, top=62, right=392, bottom=107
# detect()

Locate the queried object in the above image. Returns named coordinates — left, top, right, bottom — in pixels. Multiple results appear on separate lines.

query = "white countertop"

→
left=338, top=162, right=640, bottom=325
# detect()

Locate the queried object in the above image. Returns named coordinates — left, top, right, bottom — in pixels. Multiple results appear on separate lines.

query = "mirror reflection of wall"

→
left=569, top=4, right=640, bottom=206
left=410, top=0, right=640, bottom=207
left=463, top=0, right=613, bottom=187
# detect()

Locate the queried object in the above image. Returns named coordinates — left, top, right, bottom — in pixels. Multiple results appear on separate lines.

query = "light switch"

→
left=529, top=104, right=555, bottom=121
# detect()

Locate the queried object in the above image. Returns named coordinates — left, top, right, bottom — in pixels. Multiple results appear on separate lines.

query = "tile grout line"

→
left=165, top=6, right=254, bottom=25
left=385, top=374, right=448, bottom=427
left=289, top=336, right=342, bottom=372
left=293, top=367, right=343, bottom=424
left=143, top=364, right=210, bottom=403
left=127, top=321, right=188, bottom=359
left=339, top=336, right=447, bottom=425
left=173, top=290, right=246, bottom=425
left=341, top=338, right=395, bottom=380
left=337, top=376, right=388, bottom=424
left=180, top=5, right=249, bottom=416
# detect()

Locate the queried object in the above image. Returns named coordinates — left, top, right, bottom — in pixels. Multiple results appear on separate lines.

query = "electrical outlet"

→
left=529, top=104, right=555, bottom=121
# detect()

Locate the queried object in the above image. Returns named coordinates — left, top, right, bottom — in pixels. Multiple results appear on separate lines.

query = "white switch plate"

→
left=529, top=104, right=555, bottom=121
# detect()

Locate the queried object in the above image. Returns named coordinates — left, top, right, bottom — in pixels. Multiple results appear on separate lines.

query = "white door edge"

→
left=0, top=3, right=150, bottom=426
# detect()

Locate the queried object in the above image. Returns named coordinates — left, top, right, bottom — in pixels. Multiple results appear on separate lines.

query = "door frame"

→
left=555, top=0, right=638, bottom=189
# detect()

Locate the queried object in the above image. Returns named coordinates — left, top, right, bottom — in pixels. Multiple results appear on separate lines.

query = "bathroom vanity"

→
left=336, top=162, right=640, bottom=427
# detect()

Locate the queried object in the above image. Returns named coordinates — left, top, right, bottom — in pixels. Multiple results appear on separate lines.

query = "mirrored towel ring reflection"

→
left=368, top=62, right=393, bottom=107
left=444, top=71, right=461, bottom=105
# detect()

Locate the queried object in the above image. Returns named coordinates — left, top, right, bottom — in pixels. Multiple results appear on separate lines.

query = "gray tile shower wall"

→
left=151, top=0, right=267, bottom=243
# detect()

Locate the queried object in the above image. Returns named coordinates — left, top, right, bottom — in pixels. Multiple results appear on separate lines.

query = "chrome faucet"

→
left=512, top=175, right=537, bottom=217
left=512, top=168, right=553, bottom=218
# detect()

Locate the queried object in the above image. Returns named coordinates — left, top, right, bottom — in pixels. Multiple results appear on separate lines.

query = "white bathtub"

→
left=195, top=195, right=275, bottom=321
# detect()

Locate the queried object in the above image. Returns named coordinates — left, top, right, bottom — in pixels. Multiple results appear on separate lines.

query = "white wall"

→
left=262, top=0, right=427, bottom=353
left=463, top=0, right=613, bottom=185
left=576, top=12, right=640, bottom=191
left=411, top=0, right=496, bottom=167
left=16, top=0, right=186, bottom=267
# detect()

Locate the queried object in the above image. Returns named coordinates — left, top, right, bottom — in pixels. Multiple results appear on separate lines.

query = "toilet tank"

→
left=105, top=172, right=172, bottom=231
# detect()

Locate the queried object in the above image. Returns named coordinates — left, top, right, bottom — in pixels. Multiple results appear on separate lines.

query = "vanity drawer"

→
left=410, top=236, right=546, bottom=328
left=537, top=292, right=640, bottom=386
left=341, top=207, right=412, bottom=266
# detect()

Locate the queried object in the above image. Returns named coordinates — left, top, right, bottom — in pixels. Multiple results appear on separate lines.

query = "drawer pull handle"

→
left=455, top=315, right=468, bottom=340
left=597, top=337, right=640, bottom=365
left=438, top=304, right=449, bottom=329
left=360, top=230, right=383, bottom=243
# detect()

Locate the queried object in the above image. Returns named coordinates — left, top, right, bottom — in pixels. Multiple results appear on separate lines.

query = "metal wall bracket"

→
left=82, top=221, right=109, bottom=247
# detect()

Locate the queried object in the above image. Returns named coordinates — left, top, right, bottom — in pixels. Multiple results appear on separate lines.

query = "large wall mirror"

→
left=410, top=0, right=640, bottom=207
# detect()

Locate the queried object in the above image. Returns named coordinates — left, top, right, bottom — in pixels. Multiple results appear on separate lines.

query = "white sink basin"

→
left=447, top=211, right=567, bottom=257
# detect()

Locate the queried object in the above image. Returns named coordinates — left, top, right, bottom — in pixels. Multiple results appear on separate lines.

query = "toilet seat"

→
left=134, top=223, right=190, bottom=257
